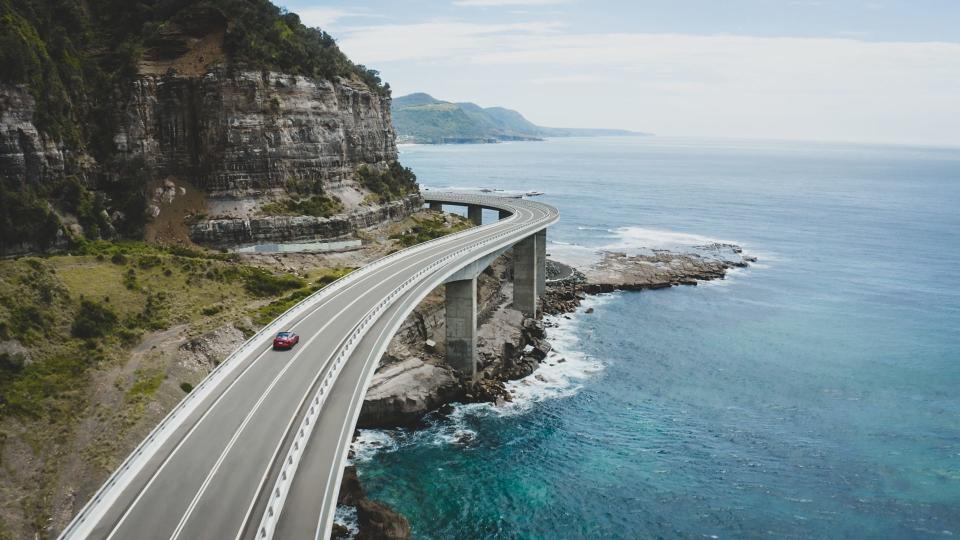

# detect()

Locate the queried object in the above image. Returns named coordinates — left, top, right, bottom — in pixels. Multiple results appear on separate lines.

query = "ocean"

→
left=351, top=137, right=960, bottom=538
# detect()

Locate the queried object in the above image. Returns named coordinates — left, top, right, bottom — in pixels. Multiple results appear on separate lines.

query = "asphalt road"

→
left=61, top=192, right=557, bottom=540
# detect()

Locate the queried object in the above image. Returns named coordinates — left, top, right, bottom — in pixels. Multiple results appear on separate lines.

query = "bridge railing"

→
left=59, top=192, right=553, bottom=540
left=256, top=196, right=558, bottom=539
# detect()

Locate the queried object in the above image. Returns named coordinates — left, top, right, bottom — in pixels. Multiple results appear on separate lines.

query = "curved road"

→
left=60, top=192, right=558, bottom=540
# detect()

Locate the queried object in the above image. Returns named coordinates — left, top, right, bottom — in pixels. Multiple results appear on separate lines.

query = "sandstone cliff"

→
left=0, top=67, right=410, bottom=252
left=117, top=69, right=397, bottom=199
left=0, top=0, right=413, bottom=254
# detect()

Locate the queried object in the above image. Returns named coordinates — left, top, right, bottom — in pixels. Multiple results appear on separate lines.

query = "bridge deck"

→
left=61, top=193, right=557, bottom=540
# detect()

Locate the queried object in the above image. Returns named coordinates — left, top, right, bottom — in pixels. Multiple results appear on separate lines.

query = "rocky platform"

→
left=359, top=243, right=757, bottom=427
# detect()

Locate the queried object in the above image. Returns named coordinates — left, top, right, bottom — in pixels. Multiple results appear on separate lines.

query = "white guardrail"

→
left=59, top=192, right=556, bottom=540
left=255, top=196, right=557, bottom=539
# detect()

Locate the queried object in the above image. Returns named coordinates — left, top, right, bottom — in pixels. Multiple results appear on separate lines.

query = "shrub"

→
left=201, top=304, right=223, bottom=316
left=260, top=195, right=344, bottom=217
left=138, top=255, right=162, bottom=269
left=389, top=215, right=472, bottom=247
left=357, top=162, right=418, bottom=202
left=10, top=305, right=48, bottom=338
left=179, top=381, right=193, bottom=393
left=254, top=288, right=313, bottom=325
left=71, top=300, right=118, bottom=338
left=126, top=369, right=164, bottom=401
left=243, top=269, right=305, bottom=297
left=123, top=268, right=138, bottom=290
left=314, top=267, right=354, bottom=287
left=0, top=352, right=26, bottom=377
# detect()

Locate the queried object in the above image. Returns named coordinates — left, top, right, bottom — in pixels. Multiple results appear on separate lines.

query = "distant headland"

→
left=392, top=93, right=652, bottom=144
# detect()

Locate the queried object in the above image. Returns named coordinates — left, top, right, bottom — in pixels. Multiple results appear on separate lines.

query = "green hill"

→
left=392, top=93, right=649, bottom=144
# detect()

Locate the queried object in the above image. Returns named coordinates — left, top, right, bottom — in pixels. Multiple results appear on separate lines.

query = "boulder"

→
left=337, top=466, right=364, bottom=506
left=530, top=339, right=552, bottom=360
left=356, top=499, right=411, bottom=540
left=357, top=358, right=463, bottom=428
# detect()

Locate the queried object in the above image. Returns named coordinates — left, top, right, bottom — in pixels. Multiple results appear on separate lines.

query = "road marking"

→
left=234, top=207, right=536, bottom=539
left=80, top=194, right=554, bottom=539
left=170, top=233, right=494, bottom=540
left=309, top=206, right=554, bottom=538
left=313, top=269, right=447, bottom=540
left=103, top=248, right=440, bottom=539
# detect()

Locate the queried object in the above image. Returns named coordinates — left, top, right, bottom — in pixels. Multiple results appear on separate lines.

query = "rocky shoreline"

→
left=338, top=244, right=756, bottom=538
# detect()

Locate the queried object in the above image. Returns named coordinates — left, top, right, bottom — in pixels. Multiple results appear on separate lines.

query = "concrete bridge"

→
left=60, top=192, right=558, bottom=540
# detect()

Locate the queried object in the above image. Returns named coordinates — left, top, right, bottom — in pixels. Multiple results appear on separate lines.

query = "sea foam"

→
left=347, top=295, right=611, bottom=459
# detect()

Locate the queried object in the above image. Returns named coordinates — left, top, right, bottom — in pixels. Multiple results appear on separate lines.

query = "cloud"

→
left=339, top=20, right=565, bottom=63
left=293, top=7, right=380, bottom=29
left=334, top=20, right=960, bottom=145
left=453, top=0, right=569, bottom=5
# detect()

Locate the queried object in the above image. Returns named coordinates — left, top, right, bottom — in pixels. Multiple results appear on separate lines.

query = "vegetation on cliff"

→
left=358, top=162, right=419, bottom=203
left=1, top=0, right=386, bottom=143
left=389, top=212, right=474, bottom=248
left=0, top=0, right=391, bottom=254
left=260, top=194, right=345, bottom=218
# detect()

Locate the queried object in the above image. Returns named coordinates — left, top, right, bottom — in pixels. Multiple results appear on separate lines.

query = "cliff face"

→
left=0, top=67, right=408, bottom=252
left=0, top=85, right=66, bottom=186
left=118, top=69, right=396, bottom=195
left=0, top=0, right=411, bottom=254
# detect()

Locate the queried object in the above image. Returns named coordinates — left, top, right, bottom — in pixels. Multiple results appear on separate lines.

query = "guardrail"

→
left=255, top=195, right=557, bottom=539
left=59, top=192, right=554, bottom=540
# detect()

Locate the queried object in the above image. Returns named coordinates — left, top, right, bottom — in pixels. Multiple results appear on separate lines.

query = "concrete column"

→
left=513, top=234, right=538, bottom=316
left=429, top=202, right=442, bottom=211
left=498, top=209, right=511, bottom=220
left=468, top=205, right=483, bottom=226
left=445, top=277, right=477, bottom=379
left=536, top=229, right=546, bottom=296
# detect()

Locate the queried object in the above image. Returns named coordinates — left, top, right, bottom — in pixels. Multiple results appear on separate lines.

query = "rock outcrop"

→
left=576, top=244, right=755, bottom=294
left=357, top=358, right=463, bottom=428
left=190, top=193, right=421, bottom=246
left=0, top=85, right=65, bottom=186
left=337, top=466, right=411, bottom=540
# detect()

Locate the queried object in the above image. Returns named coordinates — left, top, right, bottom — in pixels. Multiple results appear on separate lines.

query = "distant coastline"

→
left=393, top=92, right=651, bottom=145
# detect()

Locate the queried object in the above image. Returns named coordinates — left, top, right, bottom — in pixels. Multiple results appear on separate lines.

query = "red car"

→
left=273, top=331, right=299, bottom=350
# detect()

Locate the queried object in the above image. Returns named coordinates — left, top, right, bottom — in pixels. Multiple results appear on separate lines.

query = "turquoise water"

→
left=355, top=138, right=960, bottom=538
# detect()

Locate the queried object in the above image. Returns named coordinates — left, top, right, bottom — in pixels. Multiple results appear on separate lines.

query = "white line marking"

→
left=233, top=209, right=533, bottom=539
left=170, top=238, right=479, bottom=539
left=104, top=252, right=433, bottom=539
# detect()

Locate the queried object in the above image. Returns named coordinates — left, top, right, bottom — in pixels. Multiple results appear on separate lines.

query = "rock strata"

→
left=116, top=69, right=396, bottom=196
left=0, top=85, right=65, bottom=186
left=1, top=65, right=402, bottom=252
left=190, top=194, right=422, bottom=246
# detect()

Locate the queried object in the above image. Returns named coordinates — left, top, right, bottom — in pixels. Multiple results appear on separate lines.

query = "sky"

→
left=280, top=1, right=960, bottom=146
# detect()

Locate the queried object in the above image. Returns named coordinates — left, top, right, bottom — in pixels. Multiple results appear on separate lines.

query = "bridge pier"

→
left=513, top=234, right=539, bottom=316
left=468, top=205, right=483, bottom=226
left=429, top=201, right=442, bottom=211
left=445, top=277, right=478, bottom=380
left=536, top=229, right=546, bottom=296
